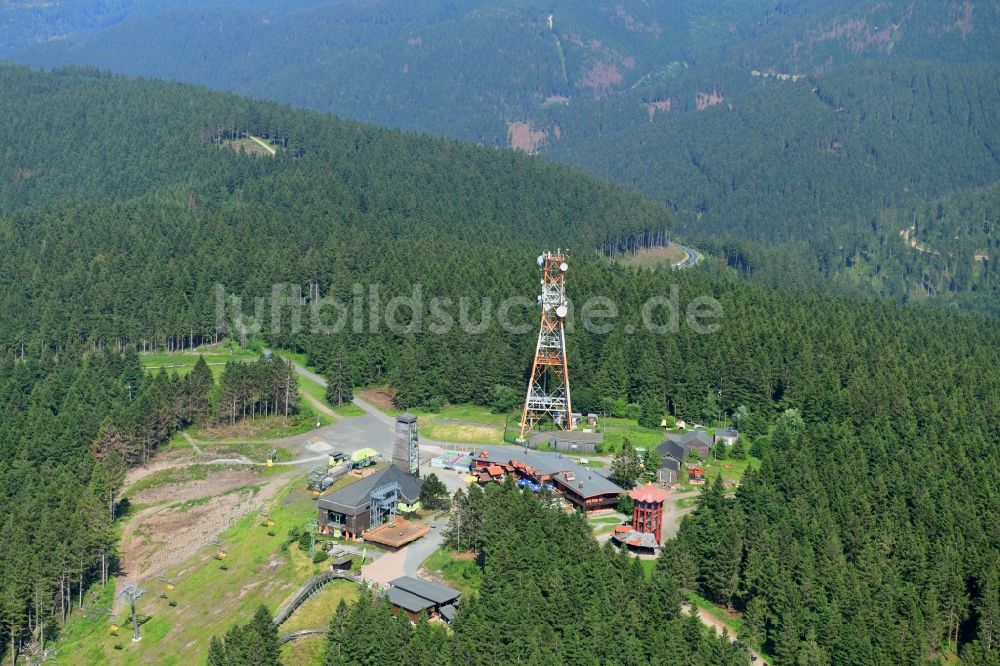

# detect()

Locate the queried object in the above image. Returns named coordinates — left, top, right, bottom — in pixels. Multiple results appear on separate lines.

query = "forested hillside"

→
left=550, top=60, right=1000, bottom=314
left=12, top=1, right=997, bottom=146
left=0, top=64, right=661, bottom=243
left=9, top=0, right=1000, bottom=317
left=553, top=61, right=1000, bottom=242
left=0, top=63, right=665, bottom=353
left=0, top=352, right=212, bottom=661
left=0, top=66, right=998, bottom=665
left=212, top=483, right=749, bottom=665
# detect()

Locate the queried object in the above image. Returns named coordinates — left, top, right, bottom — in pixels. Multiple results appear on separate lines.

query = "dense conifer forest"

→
left=0, top=66, right=997, bottom=665
left=210, top=484, right=750, bottom=665
left=11, top=0, right=999, bottom=315
left=549, top=60, right=1000, bottom=314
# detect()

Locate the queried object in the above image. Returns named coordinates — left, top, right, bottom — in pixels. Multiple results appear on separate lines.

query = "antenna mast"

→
left=519, top=250, right=573, bottom=440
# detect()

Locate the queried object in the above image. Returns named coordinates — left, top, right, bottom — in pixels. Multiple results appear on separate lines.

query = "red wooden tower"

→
left=628, top=484, right=668, bottom=544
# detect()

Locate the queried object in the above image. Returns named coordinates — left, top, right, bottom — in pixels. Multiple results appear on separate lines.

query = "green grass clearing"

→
left=676, top=455, right=761, bottom=493
left=598, top=419, right=665, bottom=455
left=279, top=633, right=326, bottom=666
left=140, top=343, right=258, bottom=378
left=640, top=559, right=657, bottom=580
left=587, top=516, right=624, bottom=526
left=332, top=402, right=364, bottom=417
left=420, top=547, right=483, bottom=596
left=281, top=580, right=360, bottom=632
left=51, top=476, right=332, bottom=665
left=190, top=408, right=325, bottom=441
left=420, top=421, right=504, bottom=445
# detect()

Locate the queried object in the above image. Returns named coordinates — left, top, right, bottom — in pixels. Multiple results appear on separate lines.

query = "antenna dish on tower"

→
left=520, top=249, right=574, bottom=439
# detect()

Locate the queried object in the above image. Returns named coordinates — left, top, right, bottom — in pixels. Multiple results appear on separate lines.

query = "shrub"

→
left=750, top=435, right=771, bottom=459
left=730, top=438, right=747, bottom=460
left=602, top=397, right=628, bottom=418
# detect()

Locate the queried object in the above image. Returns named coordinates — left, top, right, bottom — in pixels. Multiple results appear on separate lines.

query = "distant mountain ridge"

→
left=11, top=1, right=998, bottom=146
left=7, top=0, right=1000, bottom=314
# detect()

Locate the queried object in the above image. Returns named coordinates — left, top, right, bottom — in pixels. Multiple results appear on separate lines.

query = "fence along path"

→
left=272, top=570, right=363, bottom=627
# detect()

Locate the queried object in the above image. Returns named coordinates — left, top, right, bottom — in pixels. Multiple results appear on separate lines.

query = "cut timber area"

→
left=222, top=134, right=277, bottom=157
left=247, top=134, right=277, bottom=155
left=617, top=242, right=700, bottom=269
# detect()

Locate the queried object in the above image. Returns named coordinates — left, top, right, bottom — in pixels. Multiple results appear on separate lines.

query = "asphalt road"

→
left=672, top=242, right=702, bottom=269
left=277, top=355, right=749, bottom=655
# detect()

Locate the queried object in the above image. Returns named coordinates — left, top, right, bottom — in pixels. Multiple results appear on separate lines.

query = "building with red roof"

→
left=470, top=446, right=622, bottom=512
left=627, top=483, right=668, bottom=545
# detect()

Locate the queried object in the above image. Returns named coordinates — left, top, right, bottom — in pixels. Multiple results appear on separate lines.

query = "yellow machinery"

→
left=110, top=624, right=119, bottom=635
left=157, top=576, right=176, bottom=593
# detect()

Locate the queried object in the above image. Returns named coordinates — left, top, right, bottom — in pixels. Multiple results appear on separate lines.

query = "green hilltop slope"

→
left=9, top=1, right=1000, bottom=316
left=12, top=1, right=998, bottom=145
left=0, top=65, right=998, bottom=665
left=548, top=60, right=1000, bottom=313
left=0, top=63, right=668, bottom=351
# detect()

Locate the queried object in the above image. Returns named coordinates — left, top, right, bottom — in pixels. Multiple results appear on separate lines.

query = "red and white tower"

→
left=628, top=484, right=668, bottom=544
left=519, top=251, right=573, bottom=440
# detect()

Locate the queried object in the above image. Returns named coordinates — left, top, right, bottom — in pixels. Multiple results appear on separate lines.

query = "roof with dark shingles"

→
left=317, top=465, right=423, bottom=514
left=389, top=576, right=461, bottom=605
left=386, top=587, right=435, bottom=613
left=473, top=445, right=622, bottom=497
left=658, top=430, right=712, bottom=460
left=657, top=440, right=687, bottom=462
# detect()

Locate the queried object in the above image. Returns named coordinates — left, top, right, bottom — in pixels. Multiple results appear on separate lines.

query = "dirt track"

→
left=119, top=471, right=289, bottom=588
left=113, top=380, right=396, bottom=610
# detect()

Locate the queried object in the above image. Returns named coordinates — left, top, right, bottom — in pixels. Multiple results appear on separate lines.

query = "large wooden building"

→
left=384, top=576, right=461, bottom=623
left=470, top=446, right=622, bottom=512
left=656, top=430, right=712, bottom=473
left=317, top=465, right=423, bottom=539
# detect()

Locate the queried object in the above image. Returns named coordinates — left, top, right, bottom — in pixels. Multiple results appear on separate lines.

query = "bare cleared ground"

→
left=619, top=243, right=687, bottom=268
left=119, top=470, right=289, bottom=585
left=128, top=468, right=257, bottom=505
left=221, top=137, right=273, bottom=157
left=507, top=121, right=548, bottom=154
left=357, top=387, right=396, bottom=411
